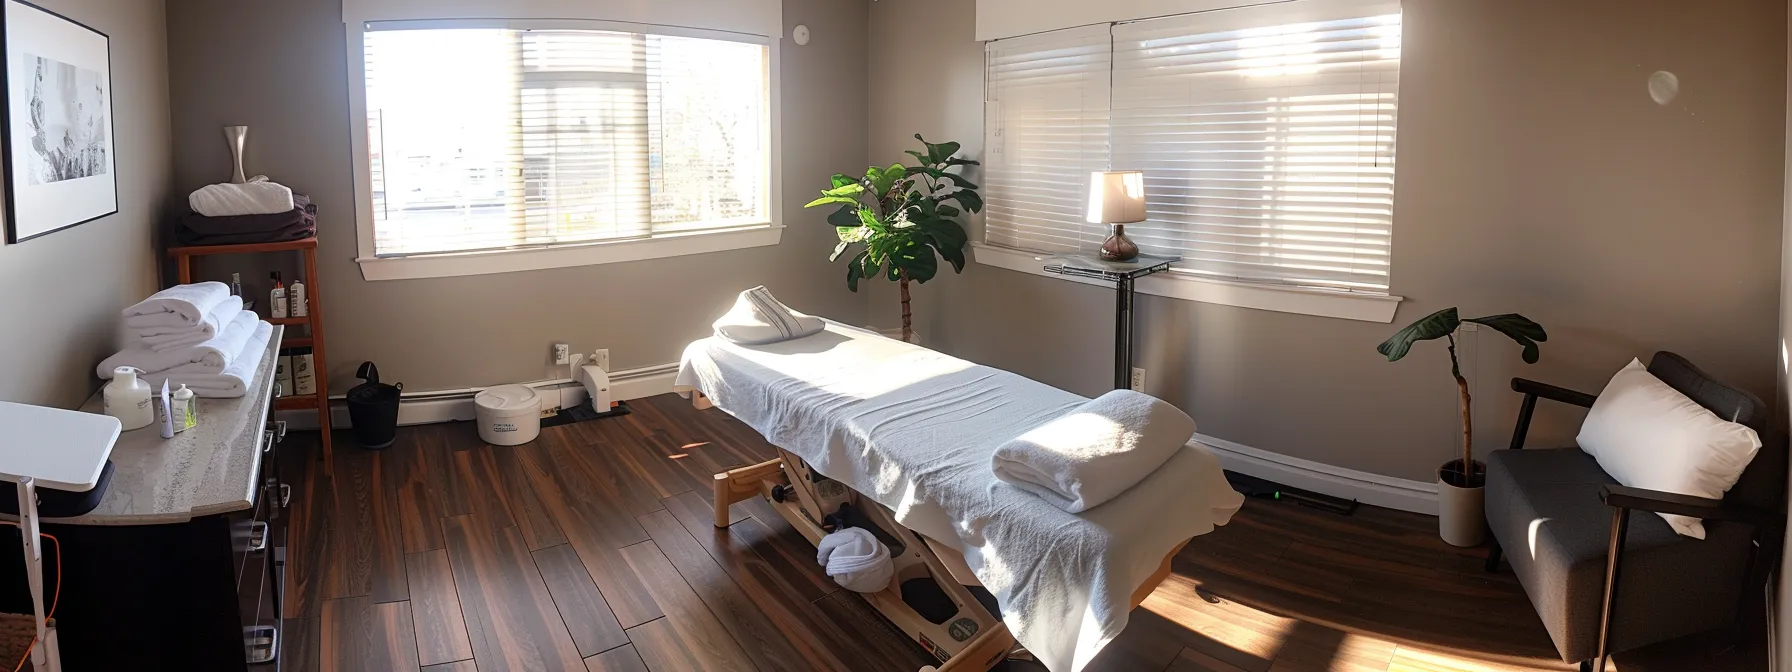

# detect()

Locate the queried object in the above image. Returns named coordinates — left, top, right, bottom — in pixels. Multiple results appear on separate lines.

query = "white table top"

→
left=0, top=402, right=120, bottom=491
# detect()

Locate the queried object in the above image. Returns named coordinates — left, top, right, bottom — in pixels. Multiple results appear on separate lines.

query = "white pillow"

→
left=1576, top=359, right=1761, bottom=539
left=712, top=286, right=824, bottom=345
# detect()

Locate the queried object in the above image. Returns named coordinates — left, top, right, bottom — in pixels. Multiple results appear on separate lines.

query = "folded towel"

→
left=121, top=282, right=232, bottom=326
left=992, top=389, right=1197, bottom=513
left=189, top=178, right=294, bottom=217
left=151, top=321, right=274, bottom=398
left=131, top=296, right=244, bottom=350
left=176, top=219, right=315, bottom=247
left=97, top=311, right=260, bottom=379
left=713, top=286, right=824, bottom=345
left=815, top=527, right=893, bottom=593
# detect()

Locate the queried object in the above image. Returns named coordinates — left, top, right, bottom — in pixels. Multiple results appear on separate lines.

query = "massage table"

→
left=676, top=321, right=1244, bottom=672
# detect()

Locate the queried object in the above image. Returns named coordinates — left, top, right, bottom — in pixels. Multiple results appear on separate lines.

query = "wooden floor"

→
left=278, top=393, right=1765, bottom=672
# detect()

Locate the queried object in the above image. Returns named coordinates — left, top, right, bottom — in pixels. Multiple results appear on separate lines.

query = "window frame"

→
left=346, top=18, right=783, bottom=281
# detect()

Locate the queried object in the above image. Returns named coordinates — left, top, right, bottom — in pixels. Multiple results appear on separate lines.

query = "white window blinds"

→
left=983, top=0, right=1401, bottom=293
left=364, top=24, right=770, bottom=257
left=983, top=25, right=1112, bottom=254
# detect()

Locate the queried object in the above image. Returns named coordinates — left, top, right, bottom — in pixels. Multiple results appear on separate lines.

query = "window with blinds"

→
left=984, top=0, right=1401, bottom=293
left=983, top=25, right=1112, bottom=254
left=363, top=25, right=770, bottom=257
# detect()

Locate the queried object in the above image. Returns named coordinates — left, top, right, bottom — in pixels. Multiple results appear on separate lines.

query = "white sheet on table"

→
left=675, top=321, right=1243, bottom=672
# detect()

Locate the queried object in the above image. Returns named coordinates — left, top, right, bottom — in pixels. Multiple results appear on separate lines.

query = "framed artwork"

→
left=1, top=0, right=116, bottom=243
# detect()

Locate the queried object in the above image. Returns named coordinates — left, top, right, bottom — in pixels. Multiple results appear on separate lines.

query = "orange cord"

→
left=0, top=524, right=60, bottom=672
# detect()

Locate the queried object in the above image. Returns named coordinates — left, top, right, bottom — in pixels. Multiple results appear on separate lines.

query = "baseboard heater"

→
left=1224, top=470, right=1359, bottom=515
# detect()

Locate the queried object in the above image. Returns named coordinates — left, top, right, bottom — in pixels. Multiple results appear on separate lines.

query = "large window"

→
left=985, top=0, right=1400, bottom=294
left=360, top=23, right=771, bottom=259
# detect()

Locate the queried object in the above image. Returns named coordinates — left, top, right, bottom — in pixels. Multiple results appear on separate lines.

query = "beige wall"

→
left=869, top=0, right=1787, bottom=482
left=0, top=0, right=171, bottom=408
left=164, top=0, right=868, bottom=393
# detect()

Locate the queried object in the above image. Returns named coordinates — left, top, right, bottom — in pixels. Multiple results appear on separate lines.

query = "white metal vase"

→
left=1436, top=459, right=1486, bottom=547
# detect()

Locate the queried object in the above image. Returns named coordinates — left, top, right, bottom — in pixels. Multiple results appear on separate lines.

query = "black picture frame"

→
left=0, top=0, right=119, bottom=244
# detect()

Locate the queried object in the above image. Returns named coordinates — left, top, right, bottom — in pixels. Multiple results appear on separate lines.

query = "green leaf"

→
left=829, top=241, right=852, bottom=262
left=905, top=150, right=931, bottom=166
left=939, top=173, right=979, bottom=191
left=945, top=157, right=980, bottom=167
left=1377, top=308, right=1461, bottom=362
left=830, top=173, right=859, bottom=189
left=937, top=205, right=962, bottom=219
left=805, top=195, right=860, bottom=209
left=936, top=238, right=966, bottom=273
left=859, top=250, right=882, bottom=280
left=915, top=134, right=961, bottom=164
left=828, top=205, right=862, bottom=228
left=895, top=246, right=940, bottom=283
left=822, top=182, right=865, bottom=197
left=1465, top=314, right=1548, bottom=364
left=846, top=251, right=868, bottom=292
left=946, top=189, right=984, bottom=214
left=857, top=208, right=881, bottom=229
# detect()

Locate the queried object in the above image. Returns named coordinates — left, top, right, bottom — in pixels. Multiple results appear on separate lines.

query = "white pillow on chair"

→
left=1576, top=358, right=1761, bottom=539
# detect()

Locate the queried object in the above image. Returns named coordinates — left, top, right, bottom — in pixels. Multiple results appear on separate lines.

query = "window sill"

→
left=357, top=224, right=784, bottom=281
left=969, top=242, right=1403, bottom=323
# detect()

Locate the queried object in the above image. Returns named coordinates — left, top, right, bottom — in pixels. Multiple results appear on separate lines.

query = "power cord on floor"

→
left=0, top=523, right=60, bottom=672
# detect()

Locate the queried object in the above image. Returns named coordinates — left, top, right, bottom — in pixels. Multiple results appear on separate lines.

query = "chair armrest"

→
left=1599, top=485, right=1777, bottom=528
left=1511, top=378, right=1597, bottom=409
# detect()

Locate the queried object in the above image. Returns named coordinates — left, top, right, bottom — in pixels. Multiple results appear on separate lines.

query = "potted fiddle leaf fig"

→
left=1378, top=307, right=1546, bottom=547
left=804, top=135, right=982, bottom=343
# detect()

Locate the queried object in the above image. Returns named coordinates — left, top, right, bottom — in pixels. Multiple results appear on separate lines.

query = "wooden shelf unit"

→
left=171, top=236, right=333, bottom=474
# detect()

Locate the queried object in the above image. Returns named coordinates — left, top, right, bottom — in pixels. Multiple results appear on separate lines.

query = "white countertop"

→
left=54, top=325, right=283, bottom=526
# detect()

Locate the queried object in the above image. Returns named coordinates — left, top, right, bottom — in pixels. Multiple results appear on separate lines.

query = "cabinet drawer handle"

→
left=244, top=624, right=278, bottom=664
left=247, top=521, right=269, bottom=553
left=267, top=421, right=287, bottom=443
left=262, top=431, right=275, bottom=453
left=273, top=382, right=283, bottom=399
left=280, top=484, right=291, bottom=508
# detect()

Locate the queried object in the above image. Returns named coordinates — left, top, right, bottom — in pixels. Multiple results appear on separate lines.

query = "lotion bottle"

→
left=102, top=367, right=154, bottom=431
left=269, top=272, right=287, bottom=318
left=290, top=278, right=307, bottom=318
left=171, top=384, right=197, bottom=433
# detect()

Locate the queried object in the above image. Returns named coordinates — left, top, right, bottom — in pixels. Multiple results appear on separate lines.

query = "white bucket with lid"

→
left=474, top=384, right=542, bottom=446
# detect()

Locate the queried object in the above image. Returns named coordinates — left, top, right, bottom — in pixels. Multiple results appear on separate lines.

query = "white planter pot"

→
left=1436, top=461, right=1487, bottom=547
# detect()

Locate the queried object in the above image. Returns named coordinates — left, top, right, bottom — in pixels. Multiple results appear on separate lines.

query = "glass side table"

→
left=1042, top=253, right=1180, bottom=390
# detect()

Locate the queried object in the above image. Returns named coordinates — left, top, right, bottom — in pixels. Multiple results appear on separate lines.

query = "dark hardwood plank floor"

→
left=280, top=393, right=1764, bottom=672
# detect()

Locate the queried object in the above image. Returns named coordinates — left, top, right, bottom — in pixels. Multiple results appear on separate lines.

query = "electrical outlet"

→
left=1130, top=367, right=1147, bottom=392
left=553, top=343, right=570, bottom=365
left=594, top=349, right=610, bottom=371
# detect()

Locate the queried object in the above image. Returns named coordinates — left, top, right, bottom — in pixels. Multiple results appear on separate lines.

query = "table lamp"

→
left=1087, top=171, right=1147, bottom=261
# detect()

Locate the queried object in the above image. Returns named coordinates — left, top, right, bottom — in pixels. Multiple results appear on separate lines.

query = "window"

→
left=983, top=0, right=1401, bottom=294
left=359, top=22, right=772, bottom=262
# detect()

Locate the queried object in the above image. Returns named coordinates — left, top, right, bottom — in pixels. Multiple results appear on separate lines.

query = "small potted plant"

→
left=804, top=135, right=982, bottom=343
left=1377, top=308, right=1546, bottom=547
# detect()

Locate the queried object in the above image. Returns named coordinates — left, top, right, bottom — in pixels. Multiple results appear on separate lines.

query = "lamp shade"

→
left=1086, top=171, right=1147, bottom=224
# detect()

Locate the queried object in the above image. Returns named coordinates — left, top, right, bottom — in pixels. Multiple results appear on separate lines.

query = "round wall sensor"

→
left=793, top=24, right=811, bottom=46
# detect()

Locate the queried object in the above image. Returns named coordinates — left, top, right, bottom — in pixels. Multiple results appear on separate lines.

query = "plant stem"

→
left=899, top=270, right=914, bottom=343
left=1446, top=332, right=1473, bottom=481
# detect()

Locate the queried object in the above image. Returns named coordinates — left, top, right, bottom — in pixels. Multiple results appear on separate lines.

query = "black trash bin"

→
left=346, top=362, right=402, bottom=449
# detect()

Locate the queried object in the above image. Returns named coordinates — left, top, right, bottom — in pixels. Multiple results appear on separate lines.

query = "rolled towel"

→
left=152, top=321, right=274, bottom=398
left=992, top=389, right=1197, bottom=513
left=188, top=178, right=295, bottom=217
left=98, top=311, right=261, bottom=379
left=815, top=527, right=893, bottom=593
left=712, top=286, right=824, bottom=345
left=122, top=282, right=232, bottom=326
left=131, top=296, right=244, bottom=350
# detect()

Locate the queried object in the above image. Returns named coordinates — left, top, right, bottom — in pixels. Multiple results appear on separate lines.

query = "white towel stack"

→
left=100, top=283, right=272, bottom=398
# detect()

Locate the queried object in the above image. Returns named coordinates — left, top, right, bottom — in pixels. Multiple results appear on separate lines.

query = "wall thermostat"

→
left=793, top=24, right=811, bottom=46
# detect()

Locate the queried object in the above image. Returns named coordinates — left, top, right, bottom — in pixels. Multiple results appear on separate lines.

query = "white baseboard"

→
left=279, top=362, right=680, bottom=431
left=1194, top=433, right=1439, bottom=516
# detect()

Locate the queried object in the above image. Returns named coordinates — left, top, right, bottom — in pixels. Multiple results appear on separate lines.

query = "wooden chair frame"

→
left=708, top=390, right=1188, bottom=672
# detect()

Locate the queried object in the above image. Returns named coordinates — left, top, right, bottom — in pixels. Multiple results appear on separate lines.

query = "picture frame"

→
left=0, top=0, right=117, bottom=244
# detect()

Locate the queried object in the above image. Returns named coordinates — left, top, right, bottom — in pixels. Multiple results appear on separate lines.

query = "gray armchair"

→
left=1482, top=352, right=1785, bottom=672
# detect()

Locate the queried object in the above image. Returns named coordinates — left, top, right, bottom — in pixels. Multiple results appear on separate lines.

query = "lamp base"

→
left=1099, top=224, right=1139, bottom=262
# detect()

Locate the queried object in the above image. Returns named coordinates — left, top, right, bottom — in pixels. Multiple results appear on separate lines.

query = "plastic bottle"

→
left=171, top=384, right=197, bottom=433
left=269, top=272, right=287, bottom=319
left=229, top=272, right=243, bottom=297
left=102, top=367, right=154, bottom=431
left=290, top=278, right=308, bottom=318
